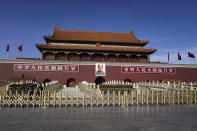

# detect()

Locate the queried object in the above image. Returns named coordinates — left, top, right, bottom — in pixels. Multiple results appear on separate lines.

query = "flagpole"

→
left=187, top=55, right=189, bottom=64
left=17, top=44, right=23, bottom=58
left=7, top=52, right=9, bottom=59
left=21, top=44, right=22, bottom=58
left=21, top=45, right=23, bottom=58
left=6, top=44, right=9, bottom=59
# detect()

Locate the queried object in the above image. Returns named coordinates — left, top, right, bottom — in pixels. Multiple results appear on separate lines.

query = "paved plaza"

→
left=0, top=105, right=197, bottom=131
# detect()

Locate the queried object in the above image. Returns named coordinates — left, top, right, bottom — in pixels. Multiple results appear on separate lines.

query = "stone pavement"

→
left=0, top=105, right=197, bottom=131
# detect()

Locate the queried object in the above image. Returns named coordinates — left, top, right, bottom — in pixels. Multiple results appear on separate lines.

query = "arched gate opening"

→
left=95, top=77, right=105, bottom=85
left=67, top=78, right=76, bottom=87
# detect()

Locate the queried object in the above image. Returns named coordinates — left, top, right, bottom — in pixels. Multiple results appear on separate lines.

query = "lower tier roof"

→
left=36, top=44, right=156, bottom=54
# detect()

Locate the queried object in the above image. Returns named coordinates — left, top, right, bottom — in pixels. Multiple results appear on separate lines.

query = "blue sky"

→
left=0, top=0, right=197, bottom=64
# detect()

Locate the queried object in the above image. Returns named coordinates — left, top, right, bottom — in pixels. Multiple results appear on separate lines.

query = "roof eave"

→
left=35, top=44, right=44, bottom=53
left=35, top=44, right=157, bottom=54
left=43, top=37, right=148, bottom=46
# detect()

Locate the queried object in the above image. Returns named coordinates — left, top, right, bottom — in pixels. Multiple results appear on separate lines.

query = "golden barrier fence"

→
left=0, top=81, right=63, bottom=96
left=137, top=81, right=197, bottom=90
left=0, top=81, right=9, bottom=87
left=0, top=89, right=196, bottom=108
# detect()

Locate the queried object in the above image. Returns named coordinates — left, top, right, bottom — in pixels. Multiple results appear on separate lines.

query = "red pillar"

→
left=131, top=55, right=134, bottom=62
left=137, top=55, right=140, bottom=62
left=77, top=53, right=81, bottom=61
left=54, top=52, right=56, bottom=60
left=88, top=55, right=90, bottom=61
left=42, top=52, right=44, bottom=60
left=146, top=55, right=149, bottom=62
left=105, top=55, right=108, bottom=61
left=88, top=53, right=93, bottom=61
left=78, top=54, right=80, bottom=61
left=127, top=55, right=130, bottom=62
left=103, top=54, right=108, bottom=61
left=65, top=53, right=68, bottom=61
left=115, top=54, right=119, bottom=62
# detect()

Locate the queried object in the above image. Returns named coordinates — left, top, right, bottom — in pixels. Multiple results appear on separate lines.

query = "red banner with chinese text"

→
left=13, top=64, right=79, bottom=72
left=121, top=66, right=176, bottom=74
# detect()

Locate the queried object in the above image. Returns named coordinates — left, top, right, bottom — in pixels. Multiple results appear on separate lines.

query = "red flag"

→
left=6, top=44, right=9, bottom=52
left=17, top=45, right=22, bottom=52
left=178, top=52, right=182, bottom=60
left=188, top=52, right=195, bottom=58
left=96, top=42, right=100, bottom=47
left=168, top=51, right=170, bottom=62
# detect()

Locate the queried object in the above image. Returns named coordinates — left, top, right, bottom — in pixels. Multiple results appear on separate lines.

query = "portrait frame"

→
left=95, top=63, right=106, bottom=76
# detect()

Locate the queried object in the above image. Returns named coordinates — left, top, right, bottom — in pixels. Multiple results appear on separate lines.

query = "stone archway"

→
left=66, top=78, right=76, bottom=87
left=95, top=77, right=105, bottom=85
left=124, top=79, right=132, bottom=83
left=43, top=79, right=51, bottom=84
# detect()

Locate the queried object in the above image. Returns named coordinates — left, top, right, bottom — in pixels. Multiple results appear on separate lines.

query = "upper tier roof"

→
left=44, top=26, right=149, bottom=45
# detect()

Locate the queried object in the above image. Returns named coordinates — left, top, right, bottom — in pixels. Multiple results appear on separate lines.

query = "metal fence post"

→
left=146, top=90, right=149, bottom=106
left=43, top=93, right=46, bottom=108
left=39, top=91, right=42, bottom=108
left=47, top=91, right=50, bottom=107
left=118, top=91, right=121, bottom=106
left=141, top=91, right=143, bottom=105
left=112, top=90, right=115, bottom=107
left=91, top=92, right=93, bottom=108
left=121, top=95, right=125, bottom=107
left=131, top=90, right=133, bottom=105
left=71, top=91, right=74, bottom=107
left=2, top=96, right=5, bottom=108
left=168, top=91, right=170, bottom=105
left=151, top=90, right=154, bottom=105
left=107, top=90, right=110, bottom=106
left=53, top=91, right=56, bottom=107
left=82, top=92, right=85, bottom=108
left=177, top=91, right=180, bottom=105
left=15, top=90, right=18, bottom=108
left=0, top=95, right=1, bottom=108
left=123, top=91, right=126, bottom=107
left=189, top=90, right=193, bottom=105
left=8, top=90, right=11, bottom=108
left=156, top=91, right=159, bottom=106
left=65, top=91, right=68, bottom=107
left=27, top=91, right=30, bottom=108
left=21, top=91, right=24, bottom=108
left=76, top=91, right=79, bottom=107
left=195, top=90, right=197, bottom=104
left=60, top=91, right=62, bottom=107
left=172, top=91, right=175, bottom=105
left=181, top=90, right=184, bottom=104
left=125, top=91, right=128, bottom=107
left=96, top=92, right=99, bottom=107
left=33, top=91, right=36, bottom=108
left=136, top=90, right=138, bottom=106
left=161, top=91, right=163, bottom=105
left=186, top=89, right=188, bottom=105
left=163, top=91, right=166, bottom=104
